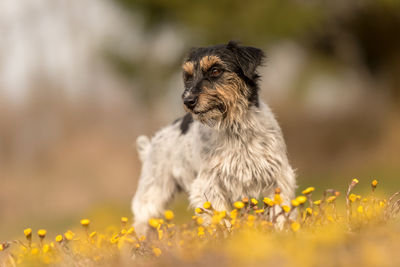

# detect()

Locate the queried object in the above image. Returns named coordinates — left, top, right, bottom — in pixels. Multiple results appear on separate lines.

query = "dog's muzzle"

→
left=183, top=95, right=198, bottom=110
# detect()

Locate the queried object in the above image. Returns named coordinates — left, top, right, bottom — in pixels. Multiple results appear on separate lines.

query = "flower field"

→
left=1, top=179, right=400, bottom=267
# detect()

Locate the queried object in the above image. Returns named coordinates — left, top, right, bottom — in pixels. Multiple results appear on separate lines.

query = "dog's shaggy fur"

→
left=132, top=41, right=296, bottom=234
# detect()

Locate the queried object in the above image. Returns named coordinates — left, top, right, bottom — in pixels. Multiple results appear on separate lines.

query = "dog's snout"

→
left=183, top=95, right=198, bottom=110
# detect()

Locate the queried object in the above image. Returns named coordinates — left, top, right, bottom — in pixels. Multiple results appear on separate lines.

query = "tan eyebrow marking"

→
left=182, top=61, right=194, bottom=75
left=200, top=55, right=222, bottom=72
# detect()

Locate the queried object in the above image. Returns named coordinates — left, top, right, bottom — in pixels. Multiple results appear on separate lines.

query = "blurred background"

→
left=1, top=0, right=399, bottom=240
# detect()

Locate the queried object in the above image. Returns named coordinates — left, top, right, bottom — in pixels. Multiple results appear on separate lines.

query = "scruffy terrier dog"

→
left=132, top=41, right=296, bottom=234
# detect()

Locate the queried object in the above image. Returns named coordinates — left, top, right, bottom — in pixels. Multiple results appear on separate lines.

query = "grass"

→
left=1, top=179, right=399, bottom=267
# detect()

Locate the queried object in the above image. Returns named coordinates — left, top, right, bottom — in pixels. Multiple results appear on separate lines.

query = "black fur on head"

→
left=183, top=41, right=265, bottom=108
left=181, top=41, right=265, bottom=128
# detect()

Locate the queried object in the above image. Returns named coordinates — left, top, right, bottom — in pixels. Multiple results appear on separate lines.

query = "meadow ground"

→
left=1, top=179, right=400, bottom=267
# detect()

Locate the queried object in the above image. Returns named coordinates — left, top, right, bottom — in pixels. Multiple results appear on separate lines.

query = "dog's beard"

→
left=190, top=104, right=225, bottom=128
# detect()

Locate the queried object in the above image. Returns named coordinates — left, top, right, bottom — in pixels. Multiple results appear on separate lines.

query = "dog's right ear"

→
left=227, top=41, right=265, bottom=80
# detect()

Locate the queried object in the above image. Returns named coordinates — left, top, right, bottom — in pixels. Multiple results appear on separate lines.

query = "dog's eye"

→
left=210, top=67, right=222, bottom=77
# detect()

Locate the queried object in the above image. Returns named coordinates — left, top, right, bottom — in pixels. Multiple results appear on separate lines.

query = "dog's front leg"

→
left=189, top=171, right=230, bottom=219
left=131, top=162, right=178, bottom=236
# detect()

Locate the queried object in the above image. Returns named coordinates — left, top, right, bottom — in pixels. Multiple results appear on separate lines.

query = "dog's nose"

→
left=183, top=95, right=198, bottom=110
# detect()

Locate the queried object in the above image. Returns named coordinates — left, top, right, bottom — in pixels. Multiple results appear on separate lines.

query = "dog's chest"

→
left=205, top=134, right=277, bottom=198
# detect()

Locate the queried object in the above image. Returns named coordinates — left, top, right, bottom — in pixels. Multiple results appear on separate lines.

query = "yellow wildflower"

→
left=306, top=207, right=312, bottom=215
left=203, top=201, right=212, bottom=209
left=291, top=222, right=300, bottom=232
left=38, top=229, right=47, bottom=238
left=327, top=196, right=336, bottom=203
left=357, top=205, right=364, bottom=213
left=24, top=228, right=32, bottom=238
left=302, top=187, right=315, bottom=195
left=233, top=201, right=245, bottom=209
left=64, top=230, right=75, bottom=241
left=263, top=197, right=275, bottom=206
left=42, top=244, right=50, bottom=253
left=148, top=218, right=160, bottom=229
left=291, top=199, right=300, bottom=207
left=274, top=194, right=283, bottom=205
left=251, top=198, right=258, bottom=206
left=313, top=200, right=321, bottom=206
left=295, top=196, right=307, bottom=204
left=80, top=219, right=90, bottom=227
left=121, top=217, right=129, bottom=224
left=153, top=247, right=162, bottom=257
left=372, top=179, right=378, bottom=188
left=0, top=244, right=4, bottom=251
left=349, top=193, right=357, bottom=203
left=127, top=227, right=135, bottom=235
left=282, top=205, right=291, bottom=213
left=55, top=235, right=63, bottom=243
left=164, top=210, right=174, bottom=221
left=195, top=207, right=204, bottom=214
left=196, top=217, right=204, bottom=225
left=255, top=209, right=265, bottom=214
left=89, top=231, right=97, bottom=238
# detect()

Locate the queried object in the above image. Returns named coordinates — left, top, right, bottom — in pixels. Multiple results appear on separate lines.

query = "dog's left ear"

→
left=227, top=41, right=265, bottom=79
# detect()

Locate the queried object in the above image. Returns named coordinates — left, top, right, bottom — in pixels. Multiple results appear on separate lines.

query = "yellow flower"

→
left=121, top=217, right=129, bottom=224
left=196, top=217, right=204, bottom=225
left=164, top=210, right=174, bottom=221
left=24, top=228, right=32, bottom=238
left=263, top=197, right=275, bottom=206
left=127, top=227, right=135, bottom=235
left=302, top=187, right=315, bottom=195
left=230, top=209, right=238, bottom=219
left=153, top=247, right=162, bottom=257
left=195, top=207, right=204, bottom=214
left=89, top=231, right=97, bottom=238
left=255, top=209, right=265, bottom=214
left=357, top=205, right=364, bottom=213
left=233, top=201, right=245, bottom=209
left=371, top=180, right=378, bottom=188
left=352, top=178, right=359, bottom=184
left=148, top=218, right=160, bottom=229
left=80, top=219, right=90, bottom=227
left=274, top=194, right=283, bottom=205
left=313, top=200, right=321, bottom=206
left=203, top=201, right=212, bottom=209
left=64, top=230, right=75, bottom=241
left=250, top=198, right=258, bottom=206
left=327, top=196, right=336, bottom=203
left=295, top=196, right=307, bottom=204
left=0, top=244, right=4, bottom=251
left=291, top=199, right=300, bottom=207
left=38, top=229, right=47, bottom=238
left=348, top=193, right=357, bottom=202
left=306, top=207, right=312, bottom=215
left=42, top=244, right=50, bottom=253
left=55, top=235, right=63, bottom=243
left=291, top=222, right=300, bottom=232
left=282, top=205, right=291, bottom=213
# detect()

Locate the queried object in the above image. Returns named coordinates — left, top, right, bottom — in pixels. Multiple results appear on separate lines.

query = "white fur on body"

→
left=132, top=101, right=296, bottom=234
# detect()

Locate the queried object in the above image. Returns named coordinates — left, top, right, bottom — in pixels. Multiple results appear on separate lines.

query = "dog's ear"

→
left=227, top=41, right=265, bottom=79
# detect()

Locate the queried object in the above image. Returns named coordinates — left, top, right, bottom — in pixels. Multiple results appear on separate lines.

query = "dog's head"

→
left=181, top=41, right=265, bottom=128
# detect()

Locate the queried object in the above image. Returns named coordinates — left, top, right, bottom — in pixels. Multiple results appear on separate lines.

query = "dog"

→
left=132, top=41, right=296, bottom=234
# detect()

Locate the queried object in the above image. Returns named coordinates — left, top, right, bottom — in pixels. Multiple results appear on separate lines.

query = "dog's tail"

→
left=136, top=135, right=151, bottom=162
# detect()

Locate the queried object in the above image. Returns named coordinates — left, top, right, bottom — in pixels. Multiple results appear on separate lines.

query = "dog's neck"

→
left=218, top=103, right=263, bottom=138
